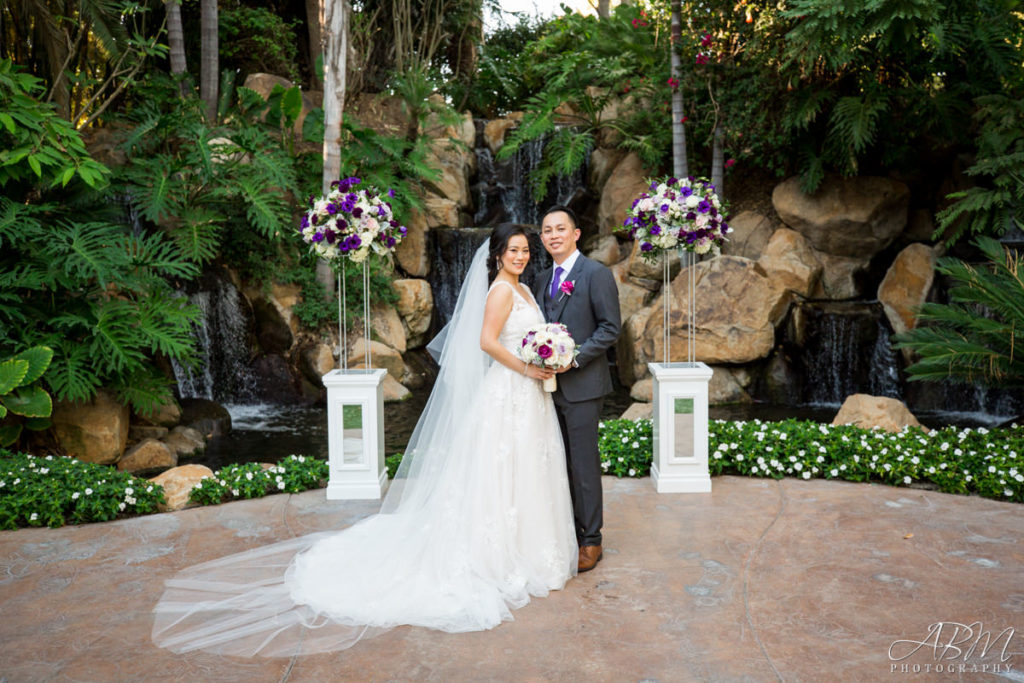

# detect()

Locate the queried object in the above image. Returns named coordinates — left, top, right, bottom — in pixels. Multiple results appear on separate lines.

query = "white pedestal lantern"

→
left=322, top=368, right=389, bottom=500
left=649, top=362, right=713, bottom=493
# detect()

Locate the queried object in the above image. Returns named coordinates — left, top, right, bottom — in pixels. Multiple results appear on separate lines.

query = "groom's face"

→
left=540, top=211, right=581, bottom=264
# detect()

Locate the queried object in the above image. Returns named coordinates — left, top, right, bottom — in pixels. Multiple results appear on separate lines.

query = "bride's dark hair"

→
left=487, top=223, right=530, bottom=283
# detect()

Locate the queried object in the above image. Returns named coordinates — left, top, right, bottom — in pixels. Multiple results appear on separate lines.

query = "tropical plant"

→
left=777, top=0, right=1024, bottom=192
left=0, top=0, right=167, bottom=126
left=0, top=347, right=54, bottom=447
left=0, top=61, right=200, bottom=415
left=897, top=237, right=1024, bottom=388
left=114, top=74, right=299, bottom=268
left=935, top=94, right=1024, bottom=246
left=495, top=4, right=670, bottom=200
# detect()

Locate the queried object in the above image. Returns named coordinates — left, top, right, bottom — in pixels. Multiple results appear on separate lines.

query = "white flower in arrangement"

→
left=299, top=177, right=407, bottom=264
left=625, top=176, right=730, bottom=261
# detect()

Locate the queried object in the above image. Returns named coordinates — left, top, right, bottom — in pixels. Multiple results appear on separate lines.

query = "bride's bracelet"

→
left=522, top=362, right=529, bottom=376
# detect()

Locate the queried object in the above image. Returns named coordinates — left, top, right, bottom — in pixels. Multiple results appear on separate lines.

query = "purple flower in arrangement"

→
left=300, top=215, right=310, bottom=228
left=641, top=242, right=654, bottom=252
left=650, top=182, right=658, bottom=191
left=377, top=206, right=387, bottom=216
left=680, top=186, right=693, bottom=197
left=348, top=177, right=361, bottom=185
left=311, top=214, right=320, bottom=225
left=399, top=226, right=407, bottom=235
left=326, top=203, right=338, bottom=215
left=709, top=206, right=718, bottom=217
left=324, top=228, right=336, bottom=244
left=346, top=235, right=362, bottom=250
left=660, top=203, right=670, bottom=213
left=667, top=177, right=678, bottom=186
left=389, top=220, right=399, bottom=227
left=686, top=211, right=697, bottom=220
left=340, top=201, right=355, bottom=213
left=330, top=180, right=340, bottom=190
left=386, top=236, right=397, bottom=248
left=346, top=193, right=358, bottom=202
left=388, top=188, right=396, bottom=198
left=307, top=195, right=316, bottom=207
left=311, top=231, right=325, bottom=243
left=337, top=219, right=348, bottom=229
left=650, top=225, right=661, bottom=236
left=697, top=200, right=711, bottom=213
left=538, top=344, right=553, bottom=359
left=632, top=198, right=641, bottom=209
left=352, top=207, right=363, bottom=218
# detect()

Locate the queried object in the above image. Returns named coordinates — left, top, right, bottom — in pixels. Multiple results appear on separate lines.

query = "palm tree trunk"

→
left=165, top=1, right=188, bottom=95
left=598, top=0, right=610, bottom=19
left=318, top=0, right=349, bottom=299
left=670, top=0, right=688, bottom=178
left=305, top=0, right=324, bottom=89
left=711, top=124, right=724, bottom=197
left=200, top=0, right=218, bottom=121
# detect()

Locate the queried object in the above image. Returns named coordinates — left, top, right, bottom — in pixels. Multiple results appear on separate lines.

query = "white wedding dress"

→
left=152, top=245, right=577, bottom=657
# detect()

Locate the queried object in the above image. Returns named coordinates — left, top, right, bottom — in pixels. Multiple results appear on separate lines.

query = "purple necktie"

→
left=549, top=266, right=564, bottom=299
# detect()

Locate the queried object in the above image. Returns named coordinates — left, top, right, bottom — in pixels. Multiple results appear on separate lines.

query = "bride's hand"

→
left=525, top=364, right=555, bottom=380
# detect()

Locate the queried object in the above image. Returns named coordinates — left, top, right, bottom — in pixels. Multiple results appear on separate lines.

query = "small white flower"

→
left=277, top=481, right=286, bottom=490
left=118, top=502, right=126, bottom=511
left=29, top=513, right=38, bottom=521
left=802, top=471, right=811, bottom=480
left=830, top=469, right=839, bottom=477
left=903, top=476, right=912, bottom=484
left=85, top=488, right=93, bottom=495
left=628, top=468, right=636, bottom=476
left=71, top=492, right=80, bottom=500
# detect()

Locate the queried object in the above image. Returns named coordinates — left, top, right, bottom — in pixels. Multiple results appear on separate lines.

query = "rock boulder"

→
left=179, top=398, right=232, bottom=438
left=721, top=211, right=774, bottom=260
left=51, top=391, right=129, bottom=464
left=371, top=304, right=407, bottom=354
left=758, top=228, right=822, bottom=297
left=597, top=152, right=650, bottom=235
left=393, top=279, right=434, bottom=348
left=347, top=339, right=406, bottom=382
left=162, top=425, right=206, bottom=458
left=772, top=175, right=910, bottom=258
left=831, top=394, right=924, bottom=433
left=878, top=243, right=937, bottom=341
left=149, top=464, right=215, bottom=512
left=117, top=439, right=177, bottom=473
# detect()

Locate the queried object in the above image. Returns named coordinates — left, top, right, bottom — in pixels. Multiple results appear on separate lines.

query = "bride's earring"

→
left=496, top=257, right=503, bottom=272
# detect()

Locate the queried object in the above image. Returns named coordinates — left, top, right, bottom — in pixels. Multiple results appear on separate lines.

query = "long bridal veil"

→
left=152, top=244, right=498, bottom=657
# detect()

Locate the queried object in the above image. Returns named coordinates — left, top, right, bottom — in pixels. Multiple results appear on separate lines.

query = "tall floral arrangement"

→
left=299, top=177, right=406, bottom=264
left=624, top=176, right=729, bottom=259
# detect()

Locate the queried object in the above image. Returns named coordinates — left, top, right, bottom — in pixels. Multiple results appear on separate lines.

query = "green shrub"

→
left=597, top=418, right=1024, bottom=504
left=188, top=455, right=328, bottom=505
left=0, top=451, right=165, bottom=529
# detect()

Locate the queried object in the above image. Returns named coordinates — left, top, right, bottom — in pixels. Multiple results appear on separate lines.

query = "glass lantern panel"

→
left=342, top=403, right=364, bottom=465
left=673, top=397, right=694, bottom=460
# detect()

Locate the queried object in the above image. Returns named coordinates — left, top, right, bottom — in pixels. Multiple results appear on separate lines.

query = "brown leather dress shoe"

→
left=577, top=545, right=603, bottom=573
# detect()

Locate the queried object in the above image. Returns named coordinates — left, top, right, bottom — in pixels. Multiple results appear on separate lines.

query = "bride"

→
left=152, top=224, right=578, bottom=657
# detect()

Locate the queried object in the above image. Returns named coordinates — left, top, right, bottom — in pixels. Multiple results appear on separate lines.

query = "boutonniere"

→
left=558, top=279, right=575, bottom=302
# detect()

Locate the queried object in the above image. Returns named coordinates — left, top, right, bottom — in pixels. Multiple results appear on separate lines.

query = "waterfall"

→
left=171, top=274, right=257, bottom=403
left=798, top=302, right=903, bottom=406
left=427, top=228, right=552, bottom=330
left=471, top=122, right=588, bottom=227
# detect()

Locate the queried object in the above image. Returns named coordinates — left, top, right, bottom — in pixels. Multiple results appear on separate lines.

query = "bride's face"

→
left=501, top=234, right=530, bottom=276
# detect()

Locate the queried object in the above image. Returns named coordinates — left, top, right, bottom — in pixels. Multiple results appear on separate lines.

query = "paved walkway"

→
left=1, top=476, right=1022, bottom=682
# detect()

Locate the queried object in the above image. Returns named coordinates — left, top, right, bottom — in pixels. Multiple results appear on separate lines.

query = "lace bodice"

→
left=488, top=280, right=544, bottom=355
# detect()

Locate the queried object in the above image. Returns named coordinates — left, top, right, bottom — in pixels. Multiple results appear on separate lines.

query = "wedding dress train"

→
left=152, top=248, right=577, bottom=657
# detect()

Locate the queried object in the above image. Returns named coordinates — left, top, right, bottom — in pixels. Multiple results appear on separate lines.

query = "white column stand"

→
left=322, top=368, right=389, bottom=500
left=649, top=361, right=713, bottom=493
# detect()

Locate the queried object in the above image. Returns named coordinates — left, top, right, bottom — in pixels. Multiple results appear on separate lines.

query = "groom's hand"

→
left=556, top=363, right=573, bottom=374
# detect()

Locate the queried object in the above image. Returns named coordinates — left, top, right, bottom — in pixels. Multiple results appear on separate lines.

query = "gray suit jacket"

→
left=534, top=253, right=621, bottom=403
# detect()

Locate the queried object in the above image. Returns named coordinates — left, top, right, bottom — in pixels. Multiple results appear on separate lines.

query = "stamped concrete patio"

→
left=1, top=475, right=1022, bottom=682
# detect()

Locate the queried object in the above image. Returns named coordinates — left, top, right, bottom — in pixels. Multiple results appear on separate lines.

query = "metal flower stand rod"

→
left=649, top=249, right=713, bottom=493
left=322, top=260, right=388, bottom=500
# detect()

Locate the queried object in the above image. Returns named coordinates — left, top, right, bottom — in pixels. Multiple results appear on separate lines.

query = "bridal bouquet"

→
left=521, top=323, right=577, bottom=392
left=624, top=176, right=729, bottom=260
left=299, top=177, right=407, bottom=264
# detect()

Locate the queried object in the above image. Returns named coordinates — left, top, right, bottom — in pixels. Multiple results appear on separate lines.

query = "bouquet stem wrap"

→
left=543, top=376, right=557, bottom=393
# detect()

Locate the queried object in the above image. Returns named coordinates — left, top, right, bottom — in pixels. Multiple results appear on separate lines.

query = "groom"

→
left=534, top=206, right=621, bottom=573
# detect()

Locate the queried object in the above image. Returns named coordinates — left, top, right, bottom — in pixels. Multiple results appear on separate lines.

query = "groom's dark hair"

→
left=541, top=205, right=578, bottom=229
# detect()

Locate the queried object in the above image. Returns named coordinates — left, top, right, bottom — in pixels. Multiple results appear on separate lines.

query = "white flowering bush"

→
left=598, top=419, right=653, bottom=477
left=0, top=450, right=164, bottom=529
left=598, top=419, right=1024, bottom=503
left=189, top=455, right=328, bottom=505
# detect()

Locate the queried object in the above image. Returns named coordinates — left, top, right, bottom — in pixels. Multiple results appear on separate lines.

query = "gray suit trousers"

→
left=553, top=392, right=603, bottom=547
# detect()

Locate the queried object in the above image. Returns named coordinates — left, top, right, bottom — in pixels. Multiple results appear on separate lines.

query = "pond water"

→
left=189, top=390, right=1011, bottom=471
